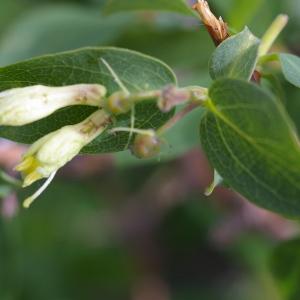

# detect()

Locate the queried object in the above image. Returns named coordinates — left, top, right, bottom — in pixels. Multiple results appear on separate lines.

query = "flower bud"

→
left=131, top=133, right=162, bottom=159
left=15, top=109, right=111, bottom=188
left=106, top=91, right=133, bottom=115
left=158, top=85, right=190, bottom=112
left=0, top=84, right=106, bottom=126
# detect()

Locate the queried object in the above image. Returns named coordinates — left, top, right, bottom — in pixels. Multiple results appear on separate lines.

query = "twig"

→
left=156, top=102, right=200, bottom=136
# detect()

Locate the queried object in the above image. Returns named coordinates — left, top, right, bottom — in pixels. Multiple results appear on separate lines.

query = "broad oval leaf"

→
left=209, top=27, right=260, bottom=80
left=104, top=0, right=193, bottom=15
left=280, top=53, right=300, bottom=88
left=200, top=79, right=300, bottom=217
left=0, top=47, right=176, bottom=154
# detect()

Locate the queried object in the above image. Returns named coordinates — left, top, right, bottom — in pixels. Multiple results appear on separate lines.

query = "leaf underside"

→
left=209, top=27, right=260, bottom=80
left=280, top=53, right=300, bottom=88
left=200, top=79, right=300, bottom=217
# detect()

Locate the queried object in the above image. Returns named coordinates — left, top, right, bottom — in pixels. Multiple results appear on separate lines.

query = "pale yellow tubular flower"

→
left=15, top=109, right=112, bottom=208
left=0, top=84, right=107, bottom=126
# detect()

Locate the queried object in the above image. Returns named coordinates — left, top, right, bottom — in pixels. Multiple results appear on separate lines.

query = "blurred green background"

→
left=0, top=0, right=300, bottom=299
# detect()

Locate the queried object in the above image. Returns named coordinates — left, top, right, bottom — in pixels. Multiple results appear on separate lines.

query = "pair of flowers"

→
left=0, top=83, right=111, bottom=207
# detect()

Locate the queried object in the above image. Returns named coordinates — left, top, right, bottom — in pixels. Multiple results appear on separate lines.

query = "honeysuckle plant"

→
left=0, top=0, right=300, bottom=216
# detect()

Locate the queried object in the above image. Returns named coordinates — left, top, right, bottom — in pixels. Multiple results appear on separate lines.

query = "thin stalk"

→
left=259, top=15, right=289, bottom=57
left=258, top=53, right=280, bottom=66
left=130, top=90, right=161, bottom=102
left=156, top=102, right=200, bottom=136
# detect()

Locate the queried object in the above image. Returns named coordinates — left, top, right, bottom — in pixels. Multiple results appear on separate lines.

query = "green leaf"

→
left=270, top=239, right=300, bottom=300
left=280, top=53, right=300, bottom=88
left=0, top=47, right=176, bottom=154
left=200, top=79, right=300, bottom=217
left=104, top=0, right=193, bottom=15
left=209, top=28, right=260, bottom=80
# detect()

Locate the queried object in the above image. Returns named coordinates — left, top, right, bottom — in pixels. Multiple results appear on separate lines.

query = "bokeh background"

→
left=1, top=0, right=300, bottom=299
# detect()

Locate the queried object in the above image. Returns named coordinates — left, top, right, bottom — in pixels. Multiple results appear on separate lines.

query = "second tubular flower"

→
left=15, top=109, right=112, bottom=188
